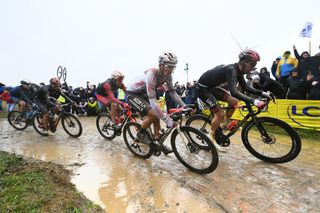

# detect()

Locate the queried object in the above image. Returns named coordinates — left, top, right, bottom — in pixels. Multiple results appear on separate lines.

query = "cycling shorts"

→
left=196, top=85, right=230, bottom=112
left=126, top=91, right=151, bottom=116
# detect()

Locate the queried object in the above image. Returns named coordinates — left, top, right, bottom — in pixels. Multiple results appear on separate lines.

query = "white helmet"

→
left=111, top=70, right=124, bottom=79
left=159, top=52, right=178, bottom=65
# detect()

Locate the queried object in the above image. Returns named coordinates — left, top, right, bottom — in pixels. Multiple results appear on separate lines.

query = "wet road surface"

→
left=0, top=117, right=319, bottom=213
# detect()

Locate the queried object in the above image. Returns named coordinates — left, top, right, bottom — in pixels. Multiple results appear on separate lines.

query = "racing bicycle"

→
left=32, top=102, right=82, bottom=137
left=123, top=106, right=219, bottom=174
left=185, top=98, right=301, bottom=163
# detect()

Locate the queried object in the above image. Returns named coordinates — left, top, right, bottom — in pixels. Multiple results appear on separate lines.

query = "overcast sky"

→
left=1, top=0, right=320, bottom=87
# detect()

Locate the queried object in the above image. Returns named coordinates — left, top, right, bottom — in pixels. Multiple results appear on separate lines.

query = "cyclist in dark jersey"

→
left=96, top=70, right=129, bottom=130
left=197, top=49, right=272, bottom=151
left=34, top=77, right=74, bottom=135
left=10, top=81, right=32, bottom=111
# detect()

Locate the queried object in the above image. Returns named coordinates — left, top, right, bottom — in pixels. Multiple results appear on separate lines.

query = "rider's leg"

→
left=110, top=102, right=117, bottom=124
left=43, top=112, right=49, bottom=130
left=224, top=96, right=239, bottom=124
left=153, top=117, right=161, bottom=139
left=210, top=108, right=225, bottom=135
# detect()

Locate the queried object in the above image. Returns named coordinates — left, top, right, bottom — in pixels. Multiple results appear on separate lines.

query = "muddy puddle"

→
left=1, top=117, right=319, bottom=212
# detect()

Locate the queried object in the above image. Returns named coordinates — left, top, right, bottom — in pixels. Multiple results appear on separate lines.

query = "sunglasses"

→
left=248, top=62, right=257, bottom=68
left=164, top=64, right=176, bottom=70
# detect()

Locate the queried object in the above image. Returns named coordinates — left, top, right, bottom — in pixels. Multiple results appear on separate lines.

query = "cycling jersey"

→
left=127, top=67, right=185, bottom=120
left=96, top=78, right=126, bottom=107
left=198, top=64, right=262, bottom=103
left=34, top=84, right=73, bottom=113
left=10, top=85, right=33, bottom=105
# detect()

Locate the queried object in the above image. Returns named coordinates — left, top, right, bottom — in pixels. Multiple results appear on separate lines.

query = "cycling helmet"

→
left=49, top=77, right=60, bottom=87
left=239, top=49, right=260, bottom=62
left=159, top=52, right=178, bottom=65
left=111, top=70, right=124, bottom=80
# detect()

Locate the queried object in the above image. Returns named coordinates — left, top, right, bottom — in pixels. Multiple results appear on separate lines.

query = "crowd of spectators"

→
left=1, top=45, right=320, bottom=115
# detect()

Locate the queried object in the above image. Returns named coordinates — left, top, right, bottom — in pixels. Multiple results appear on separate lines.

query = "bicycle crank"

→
left=215, top=132, right=230, bottom=147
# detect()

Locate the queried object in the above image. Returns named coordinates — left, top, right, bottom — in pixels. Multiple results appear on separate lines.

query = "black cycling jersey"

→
left=198, top=63, right=262, bottom=103
left=35, top=84, right=72, bottom=104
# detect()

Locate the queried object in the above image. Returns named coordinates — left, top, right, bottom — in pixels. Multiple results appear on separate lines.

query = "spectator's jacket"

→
left=276, top=57, right=298, bottom=77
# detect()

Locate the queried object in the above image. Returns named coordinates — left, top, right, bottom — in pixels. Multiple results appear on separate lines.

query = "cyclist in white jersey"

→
left=126, top=52, right=186, bottom=152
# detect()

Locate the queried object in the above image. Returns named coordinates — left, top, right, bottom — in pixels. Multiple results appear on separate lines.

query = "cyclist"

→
left=197, top=49, right=272, bottom=152
left=34, top=77, right=74, bottom=136
left=126, top=52, right=186, bottom=152
left=9, top=80, right=35, bottom=117
left=96, top=70, right=129, bottom=130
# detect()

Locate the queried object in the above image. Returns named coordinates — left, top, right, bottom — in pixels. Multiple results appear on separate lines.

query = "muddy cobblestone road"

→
left=1, top=117, right=319, bottom=213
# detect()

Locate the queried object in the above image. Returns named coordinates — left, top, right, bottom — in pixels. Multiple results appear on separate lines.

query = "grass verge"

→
left=0, top=151, right=105, bottom=213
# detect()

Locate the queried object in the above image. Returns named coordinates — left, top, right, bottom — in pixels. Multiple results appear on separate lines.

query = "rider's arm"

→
left=145, top=70, right=166, bottom=120
left=103, top=83, right=125, bottom=106
left=227, top=70, right=256, bottom=103
left=238, top=76, right=263, bottom=96
left=58, top=88, right=75, bottom=103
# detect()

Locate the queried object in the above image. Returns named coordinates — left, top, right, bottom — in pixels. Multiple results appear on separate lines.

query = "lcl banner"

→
left=231, top=100, right=320, bottom=131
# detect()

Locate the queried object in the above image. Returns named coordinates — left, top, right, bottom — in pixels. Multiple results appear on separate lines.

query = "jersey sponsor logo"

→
left=205, top=98, right=215, bottom=107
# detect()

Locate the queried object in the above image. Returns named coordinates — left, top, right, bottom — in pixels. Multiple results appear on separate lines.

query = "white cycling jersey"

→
left=127, top=67, right=185, bottom=120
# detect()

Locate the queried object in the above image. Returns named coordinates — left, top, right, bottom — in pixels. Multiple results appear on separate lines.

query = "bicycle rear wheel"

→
left=185, top=114, right=211, bottom=149
left=171, top=126, right=218, bottom=174
left=7, top=111, right=28, bottom=130
left=96, top=112, right=116, bottom=140
left=242, top=117, right=301, bottom=163
left=61, top=113, right=82, bottom=137
left=123, top=122, right=153, bottom=159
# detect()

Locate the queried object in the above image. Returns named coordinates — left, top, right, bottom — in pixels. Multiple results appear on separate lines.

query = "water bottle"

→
left=227, top=120, right=238, bottom=130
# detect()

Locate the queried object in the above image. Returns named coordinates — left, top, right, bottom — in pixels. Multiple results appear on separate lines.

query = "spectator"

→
left=306, top=72, right=320, bottom=100
left=271, top=57, right=281, bottom=80
left=293, top=45, right=310, bottom=63
left=276, top=51, right=298, bottom=91
left=184, top=82, right=192, bottom=104
left=86, top=97, right=99, bottom=116
left=259, top=72, right=286, bottom=99
left=286, top=67, right=308, bottom=100
left=190, top=80, right=197, bottom=104
left=259, top=67, right=271, bottom=78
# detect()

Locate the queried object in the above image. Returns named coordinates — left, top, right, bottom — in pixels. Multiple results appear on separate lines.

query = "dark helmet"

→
left=239, top=49, right=260, bottom=63
left=49, top=77, right=60, bottom=87
left=20, top=80, right=30, bottom=86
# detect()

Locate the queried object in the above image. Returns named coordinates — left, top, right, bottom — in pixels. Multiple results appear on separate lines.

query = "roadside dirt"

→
left=1, top=116, right=319, bottom=213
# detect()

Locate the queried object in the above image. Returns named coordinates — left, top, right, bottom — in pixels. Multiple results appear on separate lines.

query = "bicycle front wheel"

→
left=171, top=126, right=218, bottom=174
left=123, top=122, right=153, bottom=159
left=185, top=114, right=212, bottom=149
left=61, top=113, right=82, bottom=137
left=242, top=117, right=301, bottom=163
left=32, top=113, right=48, bottom=136
left=7, top=111, right=28, bottom=130
left=96, top=113, right=116, bottom=140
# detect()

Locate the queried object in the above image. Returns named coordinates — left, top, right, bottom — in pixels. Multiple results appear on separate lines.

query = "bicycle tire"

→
left=32, top=113, right=48, bottom=136
left=7, top=111, right=28, bottom=130
left=123, top=122, right=153, bottom=159
left=185, top=114, right=212, bottom=149
left=96, top=113, right=116, bottom=140
left=242, top=117, right=301, bottom=163
left=61, top=113, right=82, bottom=137
left=171, top=126, right=218, bottom=174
